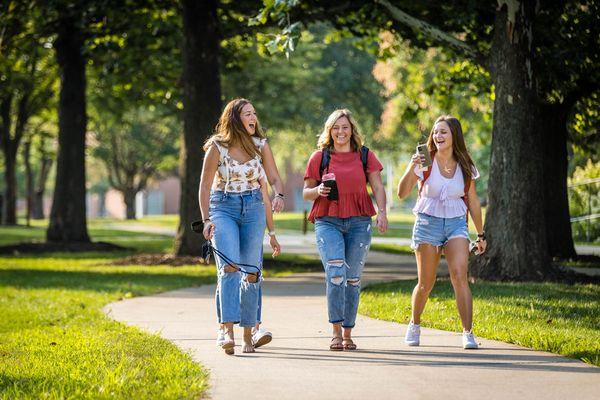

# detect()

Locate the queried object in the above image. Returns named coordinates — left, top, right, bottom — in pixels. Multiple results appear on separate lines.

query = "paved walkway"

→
left=104, top=250, right=599, bottom=399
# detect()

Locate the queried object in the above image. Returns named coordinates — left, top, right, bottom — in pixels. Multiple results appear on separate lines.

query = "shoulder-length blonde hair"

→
left=317, top=109, right=364, bottom=152
left=426, top=115, right=475, bottom=181
left=203, top=98, right=265, bottom=158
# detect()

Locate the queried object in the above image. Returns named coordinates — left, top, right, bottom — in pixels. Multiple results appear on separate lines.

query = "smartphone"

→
left=416, top=144, right=432, bottom=171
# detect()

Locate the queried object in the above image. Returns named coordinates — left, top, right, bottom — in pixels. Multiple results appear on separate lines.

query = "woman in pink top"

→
left=397, top=115, right=487, bottom=350
left=304, top=109, right=388, bottom=351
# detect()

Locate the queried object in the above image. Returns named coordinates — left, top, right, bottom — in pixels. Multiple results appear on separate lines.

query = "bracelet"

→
left=203, top=218, right=211, bottom=223
left=275, top=193, right=285, bottom=198
left=268, top=230, right=276, bottom=237
left=477, top=231, right=486, bottom=240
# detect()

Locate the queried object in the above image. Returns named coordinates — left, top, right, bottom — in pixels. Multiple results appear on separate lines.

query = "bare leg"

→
left=411, top=244, right=442, bottom=324
left=444, top=238, right=473, bottom=331
left=242, top=326, right=255, bottom=353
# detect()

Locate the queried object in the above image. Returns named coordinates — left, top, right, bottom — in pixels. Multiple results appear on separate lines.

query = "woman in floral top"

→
left=199, top=98, right=281, bottom=355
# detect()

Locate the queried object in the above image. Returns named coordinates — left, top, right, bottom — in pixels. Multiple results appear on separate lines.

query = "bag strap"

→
left=318, top=148, right=331, bottom=183
left=318, top=146, right=370, bottom=182
left=417, top=151, right=436, bottom=197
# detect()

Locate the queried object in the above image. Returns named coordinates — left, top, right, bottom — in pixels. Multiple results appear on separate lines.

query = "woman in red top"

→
left=303, top=109, right=388, bottom=351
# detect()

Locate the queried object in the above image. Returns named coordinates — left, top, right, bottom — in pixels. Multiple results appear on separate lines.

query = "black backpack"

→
left=319, top=145, right=370, bottom=182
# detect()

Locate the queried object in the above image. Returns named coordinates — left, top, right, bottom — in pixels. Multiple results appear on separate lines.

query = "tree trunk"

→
left=23, top=139, right=33, bottom=226
left=470, top=2, right=556, bottom=281
left=174, top=0, right=222, bottom=256
left=33, top=149, right=53, bottom=220
left=46, top=14, right=90, bottom=242
left=2, top=147, right=17, bottom=225
left=539, top=102, right=576, bottom=259
left=0, top=95, right=17, bottom=225
left=123, top=188, right=137, bottom=220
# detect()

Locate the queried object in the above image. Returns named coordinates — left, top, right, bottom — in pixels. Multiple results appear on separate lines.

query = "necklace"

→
left=441, top=158, right=454, bottom=174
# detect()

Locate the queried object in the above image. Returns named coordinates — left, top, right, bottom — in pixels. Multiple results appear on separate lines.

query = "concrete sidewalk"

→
left=104, top=254, right=599, bottom=400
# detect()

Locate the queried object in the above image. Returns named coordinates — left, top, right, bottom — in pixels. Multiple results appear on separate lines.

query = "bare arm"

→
left=261, top=142, right=285, bottom=212
left=199, top=144, right=219, bottom=239
left=466, top=181, right=487, bottom=254
left=303, top=178, right=330, bottom=201
left=260, top=177, right=275, bottom=232
left=466, top=181, right=484, bottom=235
left=397, top=153, right=422, bottom=199
left=260, top=176, right=281, bottom=257
left=368, top=171, right=388, bottom=233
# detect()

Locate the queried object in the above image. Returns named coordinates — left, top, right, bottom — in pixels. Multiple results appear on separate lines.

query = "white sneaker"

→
left=462, top=331, right=478, bottom=349
left=216, top=329, right=226, bottom=346
left=252, top=328, right=273, bottom=348
left=404, top=321, right=420, bottom=346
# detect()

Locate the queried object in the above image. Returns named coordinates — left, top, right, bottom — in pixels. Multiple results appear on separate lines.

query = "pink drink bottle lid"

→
left=322, top=173, right=336, bottom=181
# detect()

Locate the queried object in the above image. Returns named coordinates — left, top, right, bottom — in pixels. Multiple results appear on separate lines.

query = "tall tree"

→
left=0, top=2, right=54, bottom=225
left=258, top=0, right=598, bottom=279
left=174, top=0, right=222, bottom=255
left=92, top=108, right=178, bottom=219
left=45, top=4, right=89, bottom=242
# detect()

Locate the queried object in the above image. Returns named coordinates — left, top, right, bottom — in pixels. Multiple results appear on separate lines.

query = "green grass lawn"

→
left=360, top=279, right=600, bottom=367
left=0, top=223, right=321, bottom=399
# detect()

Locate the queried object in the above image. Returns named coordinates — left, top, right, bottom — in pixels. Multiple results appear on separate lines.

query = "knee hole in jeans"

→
left=223, top=264, right=237, bottom=273
left=347, top=278, right=360, bottom=287
left=327, top=259, right=345, bottom=285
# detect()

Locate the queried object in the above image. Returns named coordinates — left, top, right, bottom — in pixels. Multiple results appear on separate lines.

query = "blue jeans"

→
left=210, top=189, right=265, bottom=327
left=315, top=216, right=372, bottom=328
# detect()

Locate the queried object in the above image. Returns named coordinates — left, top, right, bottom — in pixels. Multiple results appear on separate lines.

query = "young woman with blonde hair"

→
left=303, top=109, right=388, bottom=351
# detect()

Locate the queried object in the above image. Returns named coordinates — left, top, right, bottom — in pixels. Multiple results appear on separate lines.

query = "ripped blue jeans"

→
left=210, top=189, right=265, bottom=327
left=315, top=216, right=372, bottom=328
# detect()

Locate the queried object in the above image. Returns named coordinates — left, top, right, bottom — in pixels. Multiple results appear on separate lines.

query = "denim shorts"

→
left=411, top=212, right=469, bottom=250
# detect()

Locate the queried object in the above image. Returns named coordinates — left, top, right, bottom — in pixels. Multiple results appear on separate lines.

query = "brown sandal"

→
left=330, top=336, right=343, bottom=351
left=342, top=338, right=357, bottom=351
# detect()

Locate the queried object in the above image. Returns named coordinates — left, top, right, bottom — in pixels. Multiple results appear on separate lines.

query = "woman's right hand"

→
left=203, top=221, right=215, bottom=240
left=317, top=183, right=331, bottom=197
left=410, top=152, right=425, bottom=169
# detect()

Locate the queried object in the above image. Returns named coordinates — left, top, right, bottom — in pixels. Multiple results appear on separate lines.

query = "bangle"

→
left=378, top=208, right=386, bottom=214
left=275, top=193, right=284, bottom=198
left=203, top=218, right=211, bottom=223
left=268, top=230, right=276, bottom=236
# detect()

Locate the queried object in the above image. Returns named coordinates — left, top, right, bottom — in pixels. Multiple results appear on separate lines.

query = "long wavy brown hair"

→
left=203, top=98, right=265, bottom=158
left=317, top=109, right=364, bottom=152
left=426, top=115, right=475, bottom=181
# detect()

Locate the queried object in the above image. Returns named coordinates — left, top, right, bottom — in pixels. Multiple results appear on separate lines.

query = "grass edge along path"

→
left=359, top=279, right=600, bottom=367
left=0, top=256, right=215, bottom=400
left=0, top=224, right=324, bottom=399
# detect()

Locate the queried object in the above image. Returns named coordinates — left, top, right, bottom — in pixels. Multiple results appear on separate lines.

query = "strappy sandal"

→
left=221, top=338, right=235, bottom=355
left=342, top=338, right=357, bottom=351
left=330, top=336, right=343, bottom=351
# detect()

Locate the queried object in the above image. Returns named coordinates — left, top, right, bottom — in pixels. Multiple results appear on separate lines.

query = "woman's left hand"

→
left=476, top=238, right=487, bottom=254
left=272, top=196, right=285, bottom=213
left=376, top=213, right=388, bottom=234
left=269, top=235, right=281, bottom=257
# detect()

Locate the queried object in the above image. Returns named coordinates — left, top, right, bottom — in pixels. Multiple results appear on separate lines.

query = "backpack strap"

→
left=318, top=145, right=370, bottom=182
left=318, top=148, right=331, bottom=183
left=417, top=151, right=436, bottom=198
left=462, top=170, right=472, bottom=223
left=360, top=145, right=369, bottom=182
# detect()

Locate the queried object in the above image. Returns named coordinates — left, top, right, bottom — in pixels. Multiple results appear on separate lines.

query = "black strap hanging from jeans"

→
left=193, top=220, right=261, bottom=279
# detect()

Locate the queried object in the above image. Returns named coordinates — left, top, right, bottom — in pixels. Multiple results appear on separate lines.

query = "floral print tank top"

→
left=211, top=137, right=267, bottom=193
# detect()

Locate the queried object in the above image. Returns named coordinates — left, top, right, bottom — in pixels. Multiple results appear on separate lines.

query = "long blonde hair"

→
left=203, top=98, right=265, bottom=158
left=317, top=109, right=364, bottom=152
left=426, top=115, right=475, bottom=181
